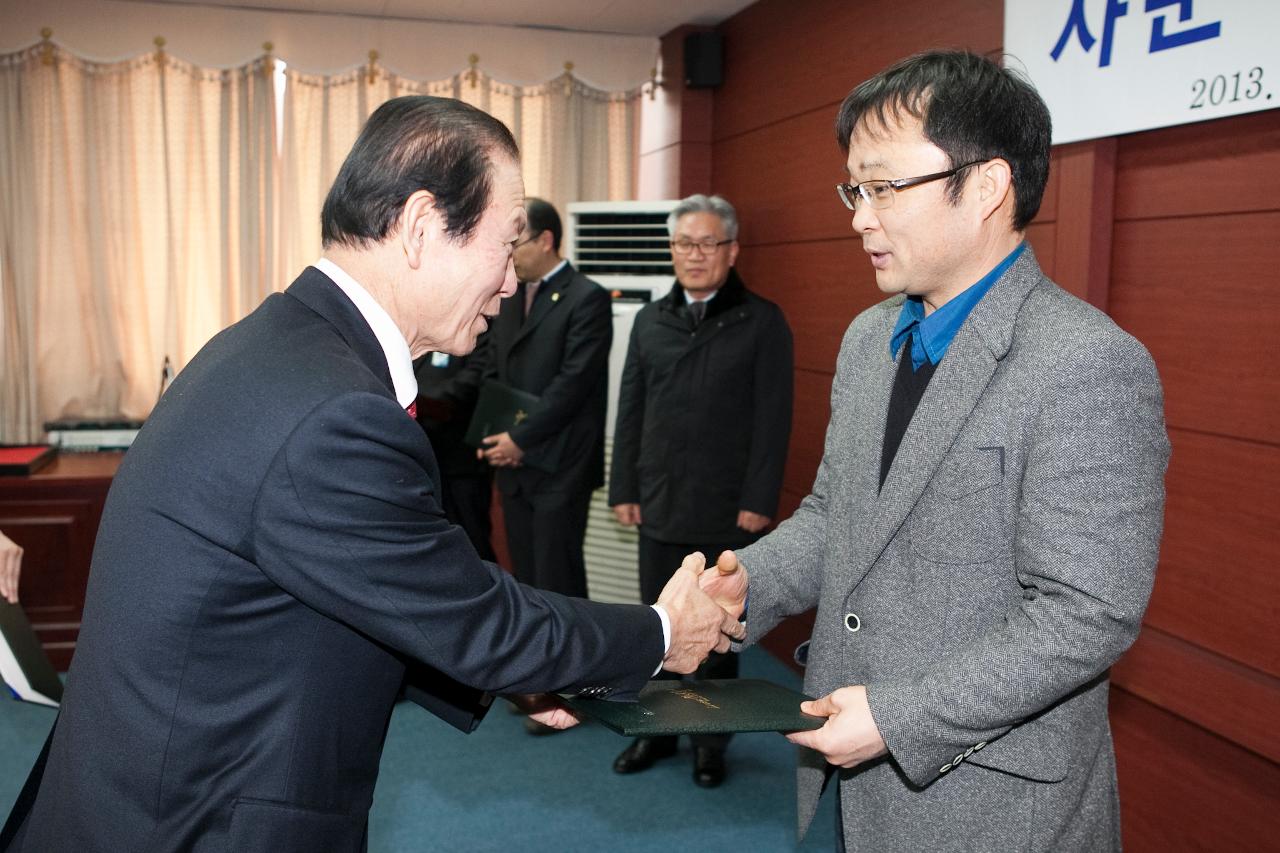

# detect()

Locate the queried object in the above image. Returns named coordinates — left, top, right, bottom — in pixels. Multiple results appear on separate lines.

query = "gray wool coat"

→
left=738, top=246, right=1170, bottom=853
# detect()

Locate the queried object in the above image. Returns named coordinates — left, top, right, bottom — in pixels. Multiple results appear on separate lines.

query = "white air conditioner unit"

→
left=565, top=200, right=678, bottom=605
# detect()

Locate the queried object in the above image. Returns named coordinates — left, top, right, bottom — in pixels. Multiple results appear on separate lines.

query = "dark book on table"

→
left=563, top=679, right=824, bottom=736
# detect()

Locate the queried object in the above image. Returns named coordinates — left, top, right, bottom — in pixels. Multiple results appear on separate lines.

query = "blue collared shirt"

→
left=889, top=242, right=1027, bottom=371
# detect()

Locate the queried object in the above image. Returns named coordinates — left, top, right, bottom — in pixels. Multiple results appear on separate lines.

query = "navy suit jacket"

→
left=3, top=268, right=661, bottom=853
left=487, top=261, right=611, bottom=495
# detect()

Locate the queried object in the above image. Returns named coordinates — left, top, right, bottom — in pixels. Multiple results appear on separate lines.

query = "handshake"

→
left=654, top=550, right=750, bottom=674
left=514, top=551, right=751, bottom=731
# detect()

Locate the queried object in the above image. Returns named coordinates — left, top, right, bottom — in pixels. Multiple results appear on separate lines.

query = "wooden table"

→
left=0, top=451, right=124, bottom=669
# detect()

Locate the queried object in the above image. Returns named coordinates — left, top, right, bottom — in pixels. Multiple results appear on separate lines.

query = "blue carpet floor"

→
left=1, top=647, right=833, bottom=851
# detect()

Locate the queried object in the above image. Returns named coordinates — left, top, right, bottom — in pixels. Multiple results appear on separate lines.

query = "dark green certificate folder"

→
left=563, top=679, right=823, bottom=736
left=463, top=380, right=542, bottom=450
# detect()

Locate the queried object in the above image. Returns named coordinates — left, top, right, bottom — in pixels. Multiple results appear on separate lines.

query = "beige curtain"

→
left=0, top=45, right=277, bottom=442
left=279, top=65, right=639, bottom=278
left=0, top=46, right=638, bottom=443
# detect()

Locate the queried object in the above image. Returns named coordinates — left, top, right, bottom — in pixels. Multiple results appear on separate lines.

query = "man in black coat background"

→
left=479, top=198, right=611, bottom=604
left=608, top=194, right=795, bottom=787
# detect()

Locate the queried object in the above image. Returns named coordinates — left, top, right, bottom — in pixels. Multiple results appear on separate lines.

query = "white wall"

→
left=0, top=0, right=659, bottom=89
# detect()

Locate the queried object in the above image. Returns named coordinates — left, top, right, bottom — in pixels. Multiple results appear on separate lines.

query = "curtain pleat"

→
left=0, top=44, right=639, bottom=442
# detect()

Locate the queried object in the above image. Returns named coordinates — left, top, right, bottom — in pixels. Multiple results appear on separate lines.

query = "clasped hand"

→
left=657, top=552, right=748, bottom=674
left=478, top=431, right=523, bottom=468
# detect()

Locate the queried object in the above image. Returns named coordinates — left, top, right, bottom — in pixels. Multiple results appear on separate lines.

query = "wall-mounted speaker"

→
left=683, top=32, right=723, bottom=89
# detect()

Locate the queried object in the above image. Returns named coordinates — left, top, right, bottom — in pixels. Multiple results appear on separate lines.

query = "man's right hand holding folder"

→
left=700, top=549, right=888, bottom=769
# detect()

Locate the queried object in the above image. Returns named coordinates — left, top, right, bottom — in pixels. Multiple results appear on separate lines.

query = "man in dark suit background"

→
left=608, top=194, right=794, bottom=787
left=414, top=335, right=495, bottom=561
left=479, top=198, right=610, bottom=604
left=1, top=96, right=743, bottom=853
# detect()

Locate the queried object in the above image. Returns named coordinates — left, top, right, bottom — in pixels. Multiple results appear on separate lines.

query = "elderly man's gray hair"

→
left=667, top=194, right=739, bottom=242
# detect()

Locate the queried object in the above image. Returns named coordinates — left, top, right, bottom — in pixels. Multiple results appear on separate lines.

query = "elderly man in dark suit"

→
left=609, top=194, right=794, bottom=787
left=1, top=96, right=743, bottom=853
left=479, top=198, right=610, bottom=604
left=703, top=51, right=1170, bottom=852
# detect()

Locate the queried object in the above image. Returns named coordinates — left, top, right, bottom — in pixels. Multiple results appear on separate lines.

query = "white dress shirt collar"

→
left=313, top=258, right=418, bottom=409
left=541, top=258, right=569, bottom=284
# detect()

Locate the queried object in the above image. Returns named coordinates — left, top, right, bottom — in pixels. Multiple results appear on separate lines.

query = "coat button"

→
left=844, top=613, right=861, bottom=632
left=975, top=741, right=987, bottom=750
left=939, top=763, right=952, bottom=774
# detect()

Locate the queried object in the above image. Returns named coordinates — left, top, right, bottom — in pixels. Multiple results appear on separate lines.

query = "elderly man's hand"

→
left=736, top=510, right=770, bottom=533
left=508, top=693, right=581, bottom=730
left=657, top=552, right=746, bottom=674
left=0, top=530, right=22, bottom=604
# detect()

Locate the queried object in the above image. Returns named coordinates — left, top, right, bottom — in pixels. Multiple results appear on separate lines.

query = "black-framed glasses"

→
left=670, top=238, right=733, bottom=255
left=835, top=161, right=984, bottom=211
left=512, top=230, right=542, bottom=250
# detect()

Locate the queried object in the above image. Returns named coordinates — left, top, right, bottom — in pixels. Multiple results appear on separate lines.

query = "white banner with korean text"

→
left=1005, top=1, right=1278, bottom=144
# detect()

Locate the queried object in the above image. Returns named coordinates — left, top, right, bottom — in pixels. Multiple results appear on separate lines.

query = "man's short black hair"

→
left=322, top=95, right=520, bottom=249
left=835, top=50, right=1051, bottom=231
left=523, top=197, right=562, bottom=252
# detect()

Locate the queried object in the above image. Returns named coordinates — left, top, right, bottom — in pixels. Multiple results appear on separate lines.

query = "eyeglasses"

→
left=835, top=161, right=983, bottom=211
left=512, top=232, right=540, bottom=250
left=670, top=238, right=733, bottom=256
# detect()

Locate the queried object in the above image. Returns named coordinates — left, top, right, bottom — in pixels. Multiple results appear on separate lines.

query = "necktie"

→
left=688, top=299, right=706, bottom=327
left=406, top=400, right=418, bottom=420
left=524, top=280, right=540, bottom=318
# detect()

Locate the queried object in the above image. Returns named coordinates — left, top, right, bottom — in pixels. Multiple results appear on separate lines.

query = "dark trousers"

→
left=501, top=487, right=591, bottom=598
left=440, top=472, right=496, bottom=563
left=638, top=533, right=752, bottom=752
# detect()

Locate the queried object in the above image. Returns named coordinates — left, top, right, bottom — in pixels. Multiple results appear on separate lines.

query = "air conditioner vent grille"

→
left=572, top=211, right=673, bottom=276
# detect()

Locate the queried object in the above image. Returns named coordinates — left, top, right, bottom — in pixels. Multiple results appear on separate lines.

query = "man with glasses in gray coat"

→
left=703, top=51, right=1169, bottom=851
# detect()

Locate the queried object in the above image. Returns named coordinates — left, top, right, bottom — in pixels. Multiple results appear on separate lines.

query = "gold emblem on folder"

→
left=673, top=689, right=721, bottom=710
left=514, top=409, right=528, bottom=424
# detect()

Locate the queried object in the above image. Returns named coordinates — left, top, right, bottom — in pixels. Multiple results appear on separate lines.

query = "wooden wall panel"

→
left=1050, top=139, right=1115, bottom=306
left=734, top=238, right=880, bottom=373
left=1109, top=212, right=1280, bottom=444
left=1115, top=109, right=1280, bottom=222
left=782, top=368, right=834, bottom=501
left=713, top=106, right=851, bottom=245
left=715, top=0, right=1001, bottom=142
left=1022, top=222, right=1057, bottom=281
left=1113, top=626, right=1277, bottom=763
left=1112, top=689, right=1279, bottom=852
left=1144, top=430, right=1278, bottom=675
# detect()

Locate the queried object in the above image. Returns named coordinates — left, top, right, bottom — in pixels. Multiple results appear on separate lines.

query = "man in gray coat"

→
left=703, top=51, right=1170, bottom=851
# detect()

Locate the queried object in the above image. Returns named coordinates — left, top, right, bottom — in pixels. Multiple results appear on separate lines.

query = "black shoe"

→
left=693, top=747, right=726, bottom=788
left=524, top=717, right=562, bottom=736
left=612, top=737, right=678, bottom=774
